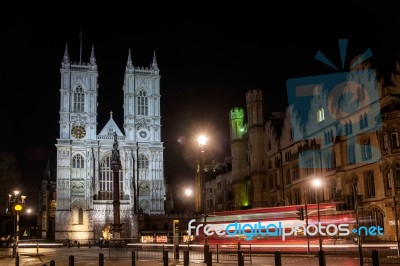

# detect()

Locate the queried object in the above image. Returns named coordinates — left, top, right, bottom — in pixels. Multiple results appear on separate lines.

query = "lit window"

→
left=137, top=90, right=148, bottom=115
left=72, top=154, right=84, bottom=168
left=317, top=108, right=325, bottom=123
left=73, top=86, right=84, bottom=112
left=98, top=156, right=123, bottom=200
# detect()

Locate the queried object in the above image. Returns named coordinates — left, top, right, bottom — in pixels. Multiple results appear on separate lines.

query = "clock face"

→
left=138, top=130, right=149, bottom=140
left=71, top=125, right=86, bottom=139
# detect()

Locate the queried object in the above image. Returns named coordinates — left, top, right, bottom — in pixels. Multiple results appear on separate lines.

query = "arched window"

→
left=392, top=128, right=399, bottom=148
left=72, top=154, right=84, bottom=168
left=365, top=171, right=375, bottom=197
left=139, top=154, right=149, bottom=170
left=108, top=127, right=114, bottom=136
left=98, top=155, right=123, bottom=200
left=137, top=90, right=148, bottom=115
left=384, top=169, right=392, bottom=189
left=362, top=139, right=371, bottom=160
left=78, top=208, right=83, bottom=224
left=395, top=164, right=400, bottom=187
left=347, top=141, right=355, bottom=164
left=363, top=113, right=368, bottom=129
left=383, top=130, right=389, bottom=150
left=317, top=107, right=324, bottom=123
left=73, top=86, right=84, bottom=112
left=364, top=207, right=384, bottom=231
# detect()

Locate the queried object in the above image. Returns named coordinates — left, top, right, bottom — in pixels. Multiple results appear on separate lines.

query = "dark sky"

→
left=1, top=3, right=400, bottom=210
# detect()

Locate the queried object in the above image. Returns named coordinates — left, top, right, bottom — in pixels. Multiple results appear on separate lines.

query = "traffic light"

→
left=296, top=207, right=304, bottom=220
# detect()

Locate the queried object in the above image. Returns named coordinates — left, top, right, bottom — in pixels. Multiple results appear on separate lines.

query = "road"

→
left=0, top=245, right=399, bottom=266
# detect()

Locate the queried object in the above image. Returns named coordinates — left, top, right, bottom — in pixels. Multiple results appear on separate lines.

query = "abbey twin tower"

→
left=54, top=44, right=165, bottom=241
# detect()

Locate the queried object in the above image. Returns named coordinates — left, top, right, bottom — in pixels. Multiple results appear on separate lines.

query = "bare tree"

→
left=0, top=152, right=21, bottom=214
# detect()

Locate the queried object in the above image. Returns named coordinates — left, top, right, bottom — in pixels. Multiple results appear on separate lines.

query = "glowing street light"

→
left=197, top=134, right=209, bottom=260
left=184, top=188, right=193, bottom=214
left=8, top=190, right=26, bottom=257
left=185, top=188, right=193, bottom=198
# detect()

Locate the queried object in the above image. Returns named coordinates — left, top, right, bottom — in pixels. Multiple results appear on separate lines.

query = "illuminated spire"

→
left=89, top=44, right=96, bottom=66
left=63, top=43, right=70, bottom=64
left=61, top=43, right=71, bottom=69
left=126, top=49, right=134, bottom=73
left=151, top=50, right=159, bottom=70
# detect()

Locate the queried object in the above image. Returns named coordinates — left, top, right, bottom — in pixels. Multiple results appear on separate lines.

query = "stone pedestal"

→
left=130, top=215, right=139, bottom=241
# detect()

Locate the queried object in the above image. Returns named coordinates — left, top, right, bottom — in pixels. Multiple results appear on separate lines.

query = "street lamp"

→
left=184, top=188, right=193, bottom=213
left=197, top=135, right=208, bottom=222
left=8, top=190, right=26, bottom=256
left=197, top=134, right=208, bottom=261
left=312, top=178, right=323, bottom=252
left=26, top=208, right=32, bottom=239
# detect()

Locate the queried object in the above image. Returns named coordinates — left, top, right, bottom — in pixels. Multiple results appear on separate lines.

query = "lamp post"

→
left=312, top=178, right=326, bottom=266
left=26, top=208, right=32, bottom=239
left=197, top=134, right=208, bottom=261
left=8, top=190, right=26, bottom=257
left=312, top=179, right=322, bottom=251
left=184, top=188, right=193, bottom=214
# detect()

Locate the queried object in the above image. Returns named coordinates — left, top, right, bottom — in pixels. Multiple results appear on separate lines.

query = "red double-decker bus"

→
left=190, top=203, right=355, bottom=244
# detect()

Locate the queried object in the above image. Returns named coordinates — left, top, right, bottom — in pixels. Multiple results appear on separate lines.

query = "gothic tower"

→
left=122, top=50, right=165, bottom=215
left=246, top=89, right=266, bottom=207
left=55, top=44, right=165, bottom=242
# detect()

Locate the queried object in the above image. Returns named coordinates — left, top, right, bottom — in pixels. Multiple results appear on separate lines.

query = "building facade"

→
left=204, top=57, right=400, bottom=240
left=55, top=44, right=166, bottom=241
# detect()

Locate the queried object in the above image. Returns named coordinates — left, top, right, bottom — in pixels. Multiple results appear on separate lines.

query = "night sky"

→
left=1, top=3, right=400, bottom=211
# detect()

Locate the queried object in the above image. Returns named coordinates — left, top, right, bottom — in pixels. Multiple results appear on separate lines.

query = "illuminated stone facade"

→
left=55, top=45, right=166, bottom=241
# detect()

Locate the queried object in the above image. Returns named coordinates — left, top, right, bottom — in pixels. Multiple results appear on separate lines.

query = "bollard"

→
left=99, top=253, right=104, bottom=266
left=131, top=251, right=136, bottom=266
left=89, top=241, right=91, bottom=248
left=238, top=242, right=241, bottom=250
left=69, top=255, right=74, bottom=266
left=184, top=250, right=189, bottom=266
left=12, top=243, right=16, bottom=257
left=318, top=250, right=326, bottom=266
left=274, top=250, right=282, bottom=266
left=206, top=251, right=212, bottom=266
left=15, top=253, right=19, bottom=266
left=238, top=251, right=244, bottom=266
left=37, top=243, right=39, bottom=254
left=163, top=250, right=168, bottom=266
left=77, top=242, right=80, bottom=248
left=174, top=244, right=179, bottom=260
left=50, top=260, right=55, bottom=266
left=204, top=243, right=209, bottom=263
left=372, top=249, right=379, bottom=266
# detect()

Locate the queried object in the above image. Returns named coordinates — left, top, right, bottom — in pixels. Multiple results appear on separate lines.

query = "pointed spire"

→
left=63, top=43, right=70, bottom=64
left=110, top=111, right=113, bottom=119
left=45, top=159, right=51, bottom=180
left=61, top=43, right=71, bottom=69
left=126, top=49, right=134, bottom=72
left=151, top=50, right=159, bottom=70
left=90, top=44, right=96, bottom=66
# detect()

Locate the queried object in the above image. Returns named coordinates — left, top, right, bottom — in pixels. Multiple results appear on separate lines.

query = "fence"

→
left=108, top=242, right=252, bottom=263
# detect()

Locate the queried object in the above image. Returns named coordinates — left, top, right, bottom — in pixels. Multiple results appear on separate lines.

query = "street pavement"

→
left=0, top=246, right=387, bottom=266
left=0, top=247, right=400, bottom=266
